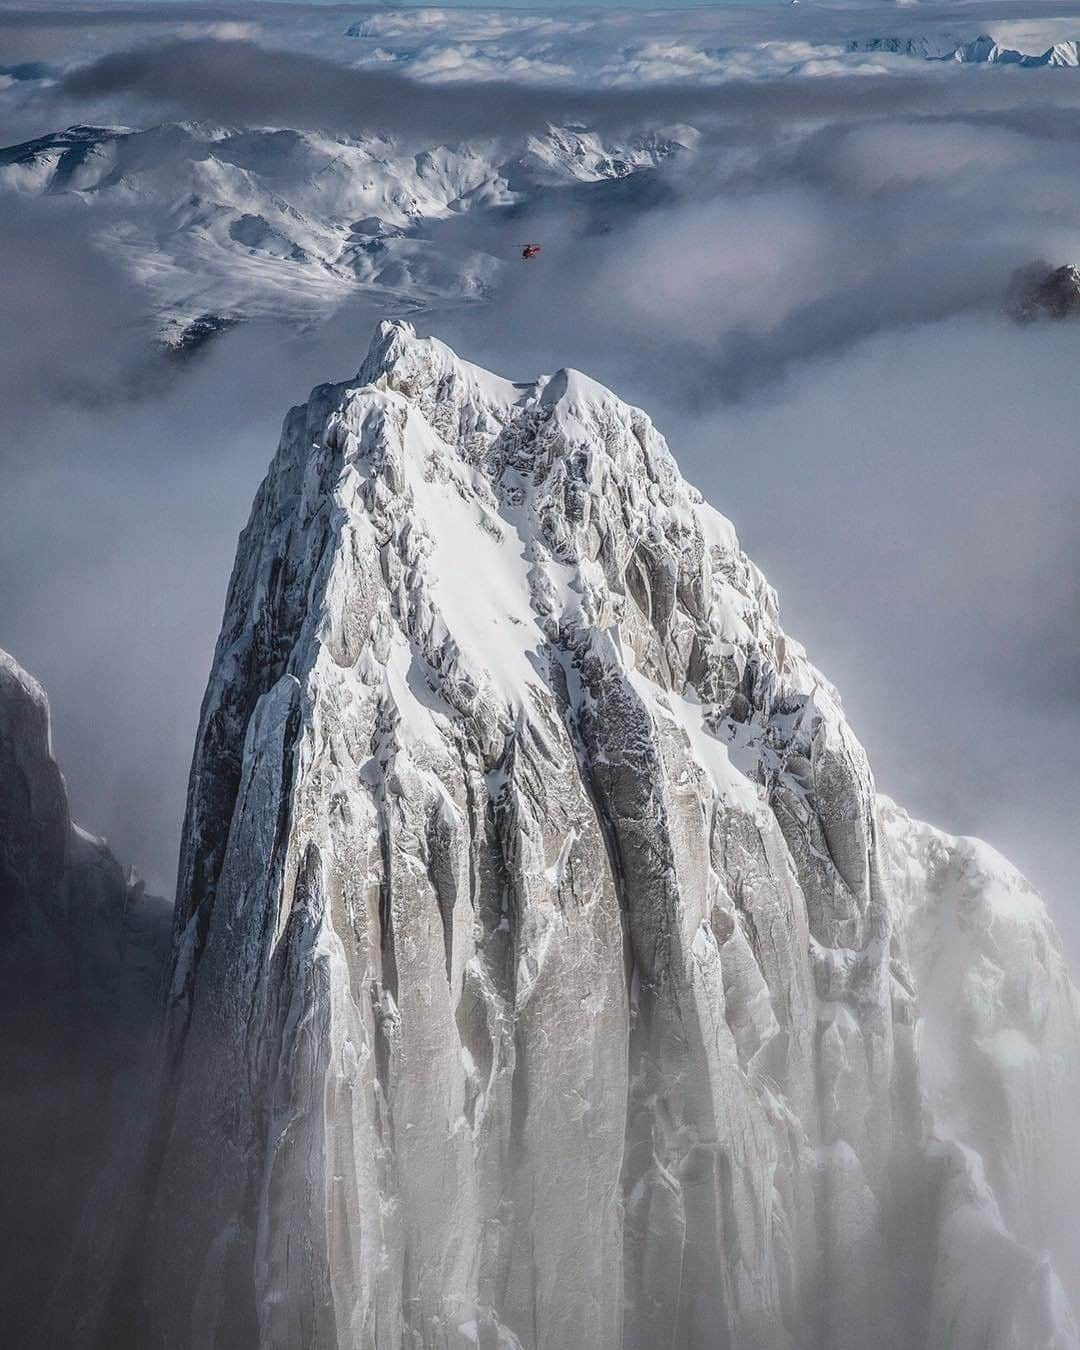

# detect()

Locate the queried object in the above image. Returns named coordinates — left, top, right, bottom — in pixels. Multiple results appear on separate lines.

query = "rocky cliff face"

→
left=0, top=650, right=170, bottom=1344
left=96, top=322, right=1078, bottom=1349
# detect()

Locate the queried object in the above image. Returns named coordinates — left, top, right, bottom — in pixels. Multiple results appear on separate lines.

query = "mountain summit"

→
left=1010, top=261, right=1080, bottom=321
left=55, top=322, right=1080, bottom=1350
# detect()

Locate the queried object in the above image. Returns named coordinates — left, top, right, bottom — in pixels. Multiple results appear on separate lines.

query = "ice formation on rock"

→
left=39, top=323, right=1080, bottom=1349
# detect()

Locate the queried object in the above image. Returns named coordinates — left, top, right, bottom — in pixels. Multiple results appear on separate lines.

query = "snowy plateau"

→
left=8, top=321, right=1079, bottom=1350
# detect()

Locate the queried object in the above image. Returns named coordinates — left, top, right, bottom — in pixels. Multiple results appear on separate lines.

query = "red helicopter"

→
left=521, top=244, right=542, bottom=261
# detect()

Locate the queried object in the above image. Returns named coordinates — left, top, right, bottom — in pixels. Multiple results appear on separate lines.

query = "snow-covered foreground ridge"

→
left=101, top=322, right=1079, bottom=1349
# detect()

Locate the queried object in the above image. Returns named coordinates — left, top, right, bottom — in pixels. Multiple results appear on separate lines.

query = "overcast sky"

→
left=1, top=1, right=1079, bottom=953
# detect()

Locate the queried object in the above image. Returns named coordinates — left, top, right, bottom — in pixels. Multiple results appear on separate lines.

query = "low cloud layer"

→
left=52, top=35, right=997, bottom=143
left=2, top=2, right=1079, bottom=953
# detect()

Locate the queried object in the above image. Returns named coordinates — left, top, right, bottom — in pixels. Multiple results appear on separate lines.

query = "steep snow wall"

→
left=87, top=322, right=1078, bottom=1350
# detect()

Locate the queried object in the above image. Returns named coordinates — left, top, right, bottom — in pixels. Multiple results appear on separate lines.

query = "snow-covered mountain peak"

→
left=313, top=319, right=830, bottom=771
left=67, top=323, right=1080, bottom=1350
left=359, top=318, right=673, bottom=445
left=358, top=318, right=533, bottom=415
left=1009, top=260, right=1080, bottom=321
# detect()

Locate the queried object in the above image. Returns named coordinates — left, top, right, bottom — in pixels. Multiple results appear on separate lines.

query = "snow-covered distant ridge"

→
left=0, top=119, right=692, bottom=343
left=850, top=32, right=1080, bottom=66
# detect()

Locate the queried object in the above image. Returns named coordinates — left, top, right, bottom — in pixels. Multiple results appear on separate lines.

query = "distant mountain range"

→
left=0, top=120, right=694, bottom=345
left=850, top=32, right=1080, bottom=66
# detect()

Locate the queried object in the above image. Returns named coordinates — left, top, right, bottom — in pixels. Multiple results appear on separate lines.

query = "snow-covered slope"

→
left=0, top=121, right=692, bottom=343
left=57, top=322, right=1077, bottom=1350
